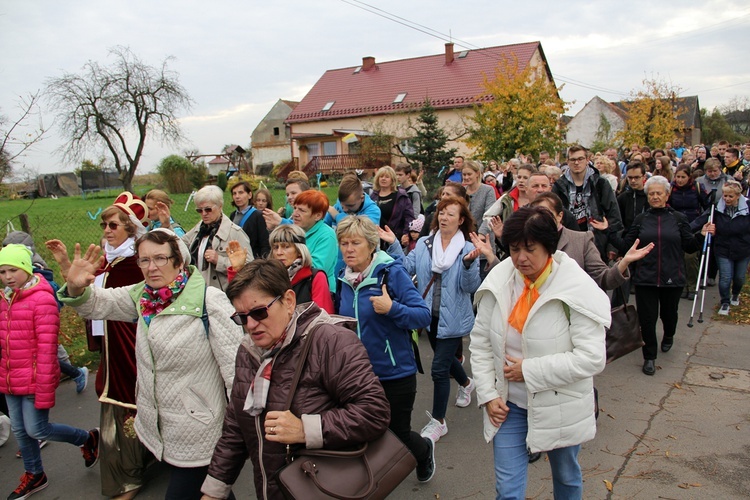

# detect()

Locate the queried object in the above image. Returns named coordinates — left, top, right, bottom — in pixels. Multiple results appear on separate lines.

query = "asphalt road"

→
left=2, top=285, right=748, bottom=499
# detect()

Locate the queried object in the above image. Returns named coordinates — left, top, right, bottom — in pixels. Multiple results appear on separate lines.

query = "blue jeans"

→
left=493, top=402, right=583, bottom=500
left=5, top=394, right=89, bottom=474
left=716, top=256, right=750, bottom=304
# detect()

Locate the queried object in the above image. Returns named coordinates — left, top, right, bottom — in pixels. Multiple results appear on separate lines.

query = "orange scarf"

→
left=508, top=257, right=554, bottom=333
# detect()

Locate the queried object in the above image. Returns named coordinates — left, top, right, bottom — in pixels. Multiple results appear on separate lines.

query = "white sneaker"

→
left=420, top=411, right=448, bottom=442
left=730, top=294, right=740, bottom=306
left=455, top=377, right=475, bottom=408
left=719, top=303, right=730, bottom=316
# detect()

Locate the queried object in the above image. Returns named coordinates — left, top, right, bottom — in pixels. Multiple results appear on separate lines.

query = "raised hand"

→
left=227, top=240, right=247, bottom=271
left=378, top=225, right=397, bottom=245
left=488, top=215, right=504, bottom=240
left=263, top=208, right=282, bottom=230
left=45, top=239, right=72, bottom=280
left=468, top=232, right=494, bottom=262
left=589, top=217, right=609, bottom=231
left=155, top=201, right=172, bottom=227
left=66, top=243, right=103, bottom=296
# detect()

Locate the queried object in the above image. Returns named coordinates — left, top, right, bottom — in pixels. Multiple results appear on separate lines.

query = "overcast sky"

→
left=1, top=0, right=748, bottom=176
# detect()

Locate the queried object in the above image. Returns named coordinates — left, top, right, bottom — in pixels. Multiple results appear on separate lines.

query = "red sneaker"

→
left=8, top=471, right=48, bottom=499
left=80, top=428, right=100, bottom=468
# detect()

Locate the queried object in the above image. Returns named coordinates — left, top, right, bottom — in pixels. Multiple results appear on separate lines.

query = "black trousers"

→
left=380, top=374, right=429, bottom=466
left=634, top=286, right=683, bottom=360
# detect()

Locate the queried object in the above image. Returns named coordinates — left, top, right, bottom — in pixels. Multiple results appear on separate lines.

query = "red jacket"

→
left=0, top=276, right=60, bottom=409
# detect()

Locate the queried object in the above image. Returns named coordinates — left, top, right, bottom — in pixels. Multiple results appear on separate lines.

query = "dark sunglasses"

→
left=195, top=206, right=214, bottom=214
left=230, top=296, right=282, bottom=325
left=99, top=221, right=123, bottom=230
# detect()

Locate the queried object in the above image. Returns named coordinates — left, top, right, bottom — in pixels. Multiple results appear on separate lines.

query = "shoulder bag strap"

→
left=422, top=274, right=436, bottom=299
left=283, top=328, right=316, bottom=411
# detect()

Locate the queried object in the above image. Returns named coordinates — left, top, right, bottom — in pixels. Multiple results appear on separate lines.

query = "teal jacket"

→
left=306, top=220, right=338, bottom=292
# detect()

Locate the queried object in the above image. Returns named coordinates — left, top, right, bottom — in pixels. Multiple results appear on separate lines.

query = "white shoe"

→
left=420, top=411, right=448, bottom=443
left=455, top=377, right=475, bottom=408
left=719, top=303, right=730, bottom=316
left=730, top=294, right=740, bottom=306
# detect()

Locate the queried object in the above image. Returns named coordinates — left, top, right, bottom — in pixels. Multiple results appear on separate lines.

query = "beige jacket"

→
left=183, top=214, right=253, bottom=291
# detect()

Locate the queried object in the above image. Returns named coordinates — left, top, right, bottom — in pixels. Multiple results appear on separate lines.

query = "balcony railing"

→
left=301, top=153, right=391, bottom=177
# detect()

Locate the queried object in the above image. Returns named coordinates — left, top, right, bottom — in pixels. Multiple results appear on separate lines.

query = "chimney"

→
left=362, top=56, right=375, bottom=71
left=445, top=43, right=454, bottom=64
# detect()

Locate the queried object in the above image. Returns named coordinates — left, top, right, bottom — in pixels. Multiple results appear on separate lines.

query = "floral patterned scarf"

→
left=139, top=269, right=189, bottom=326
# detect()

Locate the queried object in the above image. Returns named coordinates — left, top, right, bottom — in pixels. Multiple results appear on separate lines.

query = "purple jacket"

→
left=371, top=187, right=415, bottom=240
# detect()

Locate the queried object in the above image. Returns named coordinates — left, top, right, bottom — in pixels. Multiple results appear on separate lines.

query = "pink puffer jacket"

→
left=0, top=275, right=61, bottom=409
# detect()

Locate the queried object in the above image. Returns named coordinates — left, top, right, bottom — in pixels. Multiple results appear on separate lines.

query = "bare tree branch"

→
left=45, top=46, right=193, bottom=191
left=0, top=91, right=47, bottom=182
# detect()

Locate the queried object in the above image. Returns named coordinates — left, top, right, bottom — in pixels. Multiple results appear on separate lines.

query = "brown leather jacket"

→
left=201, top=303, right=390, bottom=500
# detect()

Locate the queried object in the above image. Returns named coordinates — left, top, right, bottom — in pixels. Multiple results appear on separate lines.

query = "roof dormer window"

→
left=458, top=50, right=469, bottom=58
left=322, top=101, right=335, bottom=111
left=393, top=93, right=407, bottom=103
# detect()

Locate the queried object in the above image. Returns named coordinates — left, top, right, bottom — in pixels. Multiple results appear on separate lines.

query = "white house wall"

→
left=566, top=97, right=625, bottom=149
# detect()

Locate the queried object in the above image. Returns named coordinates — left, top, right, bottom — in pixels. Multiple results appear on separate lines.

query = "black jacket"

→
left=229, top=208, right=270, bottom=258
left=617, top=187, right=648, bottom=231
left=610, top=207, right=699, bottom=287
left=691, top=197, right=750, bottom=261
left=553, top=166, right=623, bottom=259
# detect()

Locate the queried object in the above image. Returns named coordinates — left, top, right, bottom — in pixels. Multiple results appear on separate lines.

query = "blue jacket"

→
left=324, top=194, right=381, bottom=228
left=336, top=251, right=430, bottom=381
left=388, top=235, right=480, bottom=339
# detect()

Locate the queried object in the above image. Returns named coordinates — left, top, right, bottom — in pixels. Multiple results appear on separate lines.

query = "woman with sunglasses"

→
left=200, top=259, right=389, bottom=500
left=45, top=192, right=155, bottom=499
left=59, top=229, right=243, bottom=500
left=183, top=185, right=252, bottom=292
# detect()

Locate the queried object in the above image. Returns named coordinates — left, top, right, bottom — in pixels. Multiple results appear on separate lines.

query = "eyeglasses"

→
left=568, top=157, right=587, bottom=164
left=100, top=222, right=124, bottom=230
left=136, top=255, right=174, bottom=268
left=627, top=176, right=643, bottom=181
left=230, top=296, right=282, bottom=325
left=195, top=206, right=215, bottom=214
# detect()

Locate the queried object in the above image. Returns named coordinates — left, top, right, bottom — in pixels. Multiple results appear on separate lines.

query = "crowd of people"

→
left=1, top=138, right=748, bottom=500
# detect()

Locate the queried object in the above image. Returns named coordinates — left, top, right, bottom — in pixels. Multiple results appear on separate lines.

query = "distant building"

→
left=251, top=99, right=298, bottom=175
left=283, top=41, right=556, bottom=177
left=567, top=95, right=702, bottom=148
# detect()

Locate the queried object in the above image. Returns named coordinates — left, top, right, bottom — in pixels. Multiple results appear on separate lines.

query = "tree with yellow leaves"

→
left=466, top=57, right=567, bottom=162
left=615, top=78, right=684, bottom=149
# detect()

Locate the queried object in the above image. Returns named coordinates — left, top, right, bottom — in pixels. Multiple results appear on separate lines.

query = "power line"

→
left=340, top=0, right=632, bottom=96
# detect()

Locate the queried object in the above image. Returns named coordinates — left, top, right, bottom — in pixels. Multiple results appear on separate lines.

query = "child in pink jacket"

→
left=0, top=244, right=100, bottom=500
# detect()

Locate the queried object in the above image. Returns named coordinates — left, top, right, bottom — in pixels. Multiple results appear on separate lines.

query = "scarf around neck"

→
left=287, top=259, right=304, bottom=281
left=139, top=268, right=190, bottom=326
left=104, top=237, right=136, bottom=264
left=190, top=219, right=221, bottom=270
left=508, top=256, right=554, bottom=333
left=432, top=230, right=465, bottom=274
left=244, top=314, right=298, bottom=416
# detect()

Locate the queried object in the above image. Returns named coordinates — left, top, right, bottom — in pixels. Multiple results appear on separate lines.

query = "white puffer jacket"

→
left=469, top=251, right=610, bottom=453
left=61, top=268, right=244, bottom=467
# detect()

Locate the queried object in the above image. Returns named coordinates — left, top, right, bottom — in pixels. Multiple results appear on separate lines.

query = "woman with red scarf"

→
left=46, top=192, right=151, bottom=499
left=470, top=207, right=610, bottom=499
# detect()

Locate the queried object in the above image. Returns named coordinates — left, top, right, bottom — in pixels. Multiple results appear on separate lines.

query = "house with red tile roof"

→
left=283, top=41, right=555, bottom=177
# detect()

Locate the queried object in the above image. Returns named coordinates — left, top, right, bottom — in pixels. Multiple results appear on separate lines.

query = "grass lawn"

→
left=1, top=184, right=341, bottom=369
